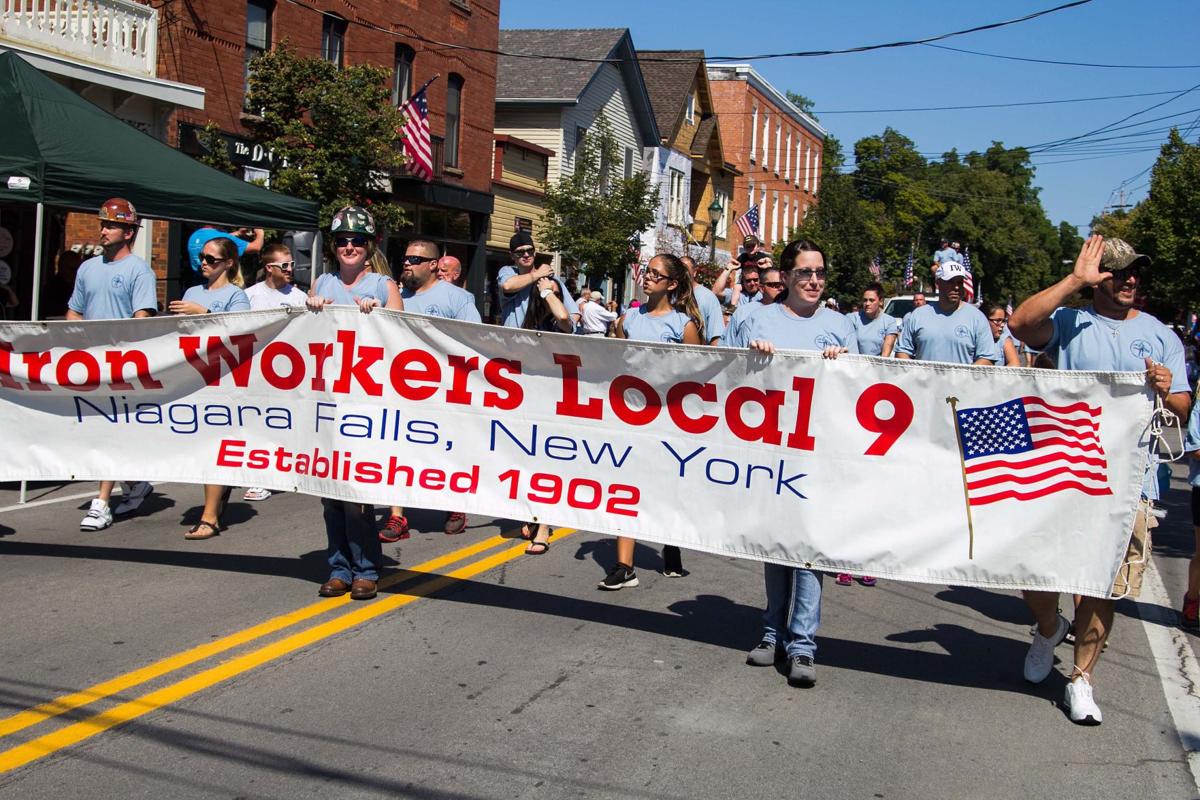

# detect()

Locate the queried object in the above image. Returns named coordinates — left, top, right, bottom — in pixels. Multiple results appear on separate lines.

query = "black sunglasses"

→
left=762, top=281, right=785, bottom=289
left=335, top=235, right=369, bottom=248
left=1111, top=265, right=1142, bottom=283
left=403, top=254, right=437, bottom=266
left=512, top=248, right=535, bottom=257
left=199, top=253, right=231, bottom=266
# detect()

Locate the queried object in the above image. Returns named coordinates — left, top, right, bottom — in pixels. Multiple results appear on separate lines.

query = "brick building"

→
left=707, top=64, right=826, bottom=250
left=159, top=0, right=499, bottom=300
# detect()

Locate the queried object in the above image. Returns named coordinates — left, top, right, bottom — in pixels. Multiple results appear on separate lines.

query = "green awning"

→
left=0, top=51, right=318, bottom=229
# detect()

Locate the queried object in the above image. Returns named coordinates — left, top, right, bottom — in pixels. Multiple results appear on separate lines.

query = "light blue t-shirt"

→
left=934, top=247, right=961, bottom=265
left=721, top=287, right=763, bottom=306
left=847, top=310, right=900, bottom=356
left=313, top=271, right=395, bottom=306
left=620, top=307, right=691, bottom=343
left=67, top=254, right=157, bottom=320
left=693, top=284, right=725, bottom=342
left=401, top=280, right=481, bottom=322
left=897, top=303, right=998, bottom=364
left=497, top=266, right=578, bottom=328
left=1184, top=396, right=1200, bottom=488
left=182, top=283, right=251, bottom=313
left=1045, top=306, right=1189, bottom=501
left=724, top=303, right=859, bottom=354
left=722, top=299, right=764, bottom=346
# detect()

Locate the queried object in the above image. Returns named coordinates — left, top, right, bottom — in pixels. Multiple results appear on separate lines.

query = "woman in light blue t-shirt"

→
left=166, top=235, right=250, bottom=540
left=599, top=254, right=703, bottom=591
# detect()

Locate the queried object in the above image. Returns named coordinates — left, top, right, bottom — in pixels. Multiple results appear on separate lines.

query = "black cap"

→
left=509, top=231, right=534, bottom=251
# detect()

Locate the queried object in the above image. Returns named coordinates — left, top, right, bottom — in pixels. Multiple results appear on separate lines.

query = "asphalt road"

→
left=0, top=470, right=1197, bottom=800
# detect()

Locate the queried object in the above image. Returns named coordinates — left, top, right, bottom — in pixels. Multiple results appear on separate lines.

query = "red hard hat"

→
left=98, top=197, right=139, bottom=226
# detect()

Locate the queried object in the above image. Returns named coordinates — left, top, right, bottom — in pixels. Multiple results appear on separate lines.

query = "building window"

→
left=624, top=146, right=635, bottom=179
left=784, top=131, right=792, bottom=182
left=685, top=92, right=695, bottom=124
left=761, top=111, right=770, bottom=166
left=813, top=151, right=821, bottom=194
left=795, top=140, right=802, bottom=185
left=714, top=188, right=729, bottom=240
left=668, top=168, right=686, bottom=226
left=514, top=217, right=533, bottom=233
left=749, top=103, right=758, bottom=164
left=774, top=121, right=781, bottom=174
left=772, top=191, right=780, bottom=243
left=782, top=196, right=789, bottom=239
left=321, top=14, right=345, bottom=68
left=244, top=1, right=272, bottom=102
left=804, top=145, right=812, bottom=192
left=444, top=73, right=463, bottom=168
left=392, top=44, right=414, bottom=106
left=747, top=179, right=754, bottom=213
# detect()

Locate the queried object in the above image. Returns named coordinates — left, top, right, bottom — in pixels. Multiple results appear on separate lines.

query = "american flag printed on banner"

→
left=904, top=246, right=914, bottom=287
left=735, top=206, right=759, bottom=239
left=869, top=255, right=881, bottom=279
left=961, top=246, right=976, bottom=302
left=398, top=79, right=435, bottom=182
left=955, top=396, right=1111, bottom=507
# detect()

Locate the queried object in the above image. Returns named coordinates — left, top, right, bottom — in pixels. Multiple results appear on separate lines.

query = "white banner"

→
left=0, top=308, right=1154, bottom=597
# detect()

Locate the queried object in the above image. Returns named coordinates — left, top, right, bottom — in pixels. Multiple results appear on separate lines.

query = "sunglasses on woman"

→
left=199, top=253, right=232, bottom=266
left=335, top=235, right=369, bottom=248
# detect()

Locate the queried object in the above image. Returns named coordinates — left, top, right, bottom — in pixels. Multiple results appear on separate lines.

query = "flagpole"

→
left=946, top=396, right=977, bottom=559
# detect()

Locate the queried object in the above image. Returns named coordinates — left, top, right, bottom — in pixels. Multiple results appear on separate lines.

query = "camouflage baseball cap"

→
left=330, top=206, right=376, bottom=238
left=1101, top=238, right=1151, bottom=272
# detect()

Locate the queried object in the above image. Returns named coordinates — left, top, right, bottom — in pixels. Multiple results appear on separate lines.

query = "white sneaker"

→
left=242, top=487, right=272, bottom=502
left=1024, top=613, right=1070, bottom=683
left=1064, top=674, right=1102, bottom=725
left=80, top=499, right=113, bottom=531
left=112, top=481, right=152, bottom=515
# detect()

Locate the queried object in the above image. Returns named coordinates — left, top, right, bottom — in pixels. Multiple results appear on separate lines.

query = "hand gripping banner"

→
left=0, top=308, right=1154, bottom=597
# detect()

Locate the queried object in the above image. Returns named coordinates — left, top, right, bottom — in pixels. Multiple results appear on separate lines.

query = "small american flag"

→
left=399, top=78, right=436, bottom=182
left=955, top=396, right=1111, bottom=507
left=735, top=206, right=759, bottom=239
left=869, top=255, right=881, bottom=279
left=904, top=246, right=914, bottom=287
left=1005, top=301, right=1014, bottom=316
left=961, top=246, right=975, bottom=302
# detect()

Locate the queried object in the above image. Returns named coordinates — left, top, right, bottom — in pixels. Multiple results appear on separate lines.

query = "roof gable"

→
left=637, top=50, right=703, bottom=143
left=496, top=29, right=626, bottom=102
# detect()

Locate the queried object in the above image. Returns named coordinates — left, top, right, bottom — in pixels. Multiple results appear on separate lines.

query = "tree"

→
left=242, top=43, right=408, bottom=230
left=785, top=90, right=819, bottom=122
left=1132, top=129, right=1200, bottom=311
left=541, top=115, right=658, bottom=283
left=1056, top=221, right=1084, bottom=277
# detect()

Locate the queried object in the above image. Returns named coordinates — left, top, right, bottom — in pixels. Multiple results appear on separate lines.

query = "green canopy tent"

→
left=0, top=50, right=319, bottom=315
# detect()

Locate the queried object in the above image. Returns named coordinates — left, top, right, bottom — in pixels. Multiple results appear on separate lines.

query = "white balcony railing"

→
left=1, top=0, right=158, bottom=77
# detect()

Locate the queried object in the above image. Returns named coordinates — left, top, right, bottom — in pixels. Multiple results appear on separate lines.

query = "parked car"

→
left=884, top=294, right=939, bottom=319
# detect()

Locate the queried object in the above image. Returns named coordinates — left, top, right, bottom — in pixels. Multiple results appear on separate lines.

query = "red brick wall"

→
left=157, top=0, right=499, bottom=194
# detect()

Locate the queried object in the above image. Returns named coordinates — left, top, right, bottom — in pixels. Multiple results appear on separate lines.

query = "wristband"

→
left=539, top=289, right=553, bottom=299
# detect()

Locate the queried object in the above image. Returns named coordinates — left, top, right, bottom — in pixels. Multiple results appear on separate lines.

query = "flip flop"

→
left=184, top=520, right=220, bottom=540
left=525, top=540, right=549, bottom=555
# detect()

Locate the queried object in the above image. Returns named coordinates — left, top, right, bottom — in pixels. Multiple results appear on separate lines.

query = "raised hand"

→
left=1072, top=235, right=1108, bottom=287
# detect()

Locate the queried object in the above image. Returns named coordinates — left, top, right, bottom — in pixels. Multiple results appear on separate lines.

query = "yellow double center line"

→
left=0, top=528, right=576, bottom=774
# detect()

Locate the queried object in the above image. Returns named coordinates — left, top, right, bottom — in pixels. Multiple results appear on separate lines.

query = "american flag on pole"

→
left=869, top=255, right=881, bottom=279
left=961, top=246, right=976, bottom=302
left=735, top=206, right=759, bottom=239
left=903, top=246, right=914, bottom=287
left=954, top=396, right=1111, bottom=507
left=398, top=77, right=437, bottom=182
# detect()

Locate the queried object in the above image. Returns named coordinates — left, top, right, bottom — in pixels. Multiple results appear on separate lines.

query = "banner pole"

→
left=19, top=202, right=46, bottom=504
left=946, top=396, right=975, bottom=559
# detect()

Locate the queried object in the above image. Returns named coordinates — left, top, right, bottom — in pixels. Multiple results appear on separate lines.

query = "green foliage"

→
left=243, top=42, right=408, bottom=231
left=541, top=115, right=658, bottom=282
left=785, top=90, right=819, bottom=122
left=1056, top=221, right=1084, bottom=277
left=1131, top=129, right=1200, bottom=311
left=194, top=122, right=237, bottom=176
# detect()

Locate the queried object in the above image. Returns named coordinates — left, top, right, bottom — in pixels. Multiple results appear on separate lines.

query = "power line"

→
left=923, top=43, right=1200, bottom=70
left=279, top=0, right=1095, bottom=64
left=812, top=89, right=1191, bottom=114
left=1027, top=93, right=1200, bottom=152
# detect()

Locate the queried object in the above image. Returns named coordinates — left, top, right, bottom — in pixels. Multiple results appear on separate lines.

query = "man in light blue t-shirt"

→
left=846, top=281, right=900, bottom=357
left=896, top=262, right=996, bottom=365
left=497, top=231, right=577, bottom=328
left=1009, top=235, right=1192, bottom=727
left=399, top=239, right=481, bottom=323
left=68, top=198, right=158, bottom=531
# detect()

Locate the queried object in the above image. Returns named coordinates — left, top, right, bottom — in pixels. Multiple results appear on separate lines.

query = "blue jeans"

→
left=323, top=499, right=382, bottom=582
left=761, top=563, right=823, bottom=659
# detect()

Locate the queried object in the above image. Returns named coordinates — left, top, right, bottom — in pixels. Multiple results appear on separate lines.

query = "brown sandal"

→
left=184, top=520, right=220, bottom=540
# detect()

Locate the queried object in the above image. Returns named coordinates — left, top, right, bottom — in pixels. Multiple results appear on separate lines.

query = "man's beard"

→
left=401, top=272, right=422, bottom=292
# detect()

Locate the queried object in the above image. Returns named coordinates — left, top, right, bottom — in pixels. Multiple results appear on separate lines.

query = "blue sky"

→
left=499, top=0, right=1200, bottom=232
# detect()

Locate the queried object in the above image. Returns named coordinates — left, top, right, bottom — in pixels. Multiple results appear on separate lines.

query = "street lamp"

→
left=707, top=196, right=724, bottom=265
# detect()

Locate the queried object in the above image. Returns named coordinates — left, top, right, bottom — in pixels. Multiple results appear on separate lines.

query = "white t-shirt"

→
left=245, top=281, right=307, bottom=310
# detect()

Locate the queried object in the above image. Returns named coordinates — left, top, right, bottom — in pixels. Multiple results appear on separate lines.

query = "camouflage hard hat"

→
left=330, top=206, right=376, bottom=238
left=98, top=197, right=139, bottom=226
left=1101, top=238, right=1152, bottom=272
